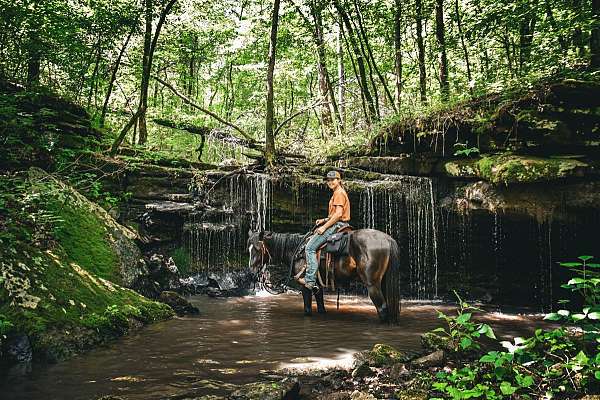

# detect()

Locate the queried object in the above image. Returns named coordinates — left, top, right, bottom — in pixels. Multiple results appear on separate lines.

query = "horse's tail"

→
left=384, top=237, right=401, bottom=323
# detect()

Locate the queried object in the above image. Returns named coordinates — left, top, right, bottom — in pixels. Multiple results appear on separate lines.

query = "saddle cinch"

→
left=294, top=223, right=353, bottom=290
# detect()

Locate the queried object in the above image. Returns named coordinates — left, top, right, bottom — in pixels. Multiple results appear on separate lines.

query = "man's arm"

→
left=317, top=206, right=343, bottom=234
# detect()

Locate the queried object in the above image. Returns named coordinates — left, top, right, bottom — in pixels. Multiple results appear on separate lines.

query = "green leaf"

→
left=456, top=313, right=472, bottom=324
left=568, top=278, right=586, bottom=285
left=578, top=256, right=594, bottom=261
left=595, top=371, right=600, bottom=380
left=572, top=313, right=586, bottom=321
left=544, top=313, right=561, bottom=321
left=560, top=262, right=582, bottom=267
left=460, top=337, right=473, bottom=349
left=520, top=375, right=534, bottom=387
left=588, top=312, right=600, bottom=320
left=557, top=309, right=570, bottom=317
left=480, top=353, right=497, bottom=363
left=500, top=381, right=517, bottom=395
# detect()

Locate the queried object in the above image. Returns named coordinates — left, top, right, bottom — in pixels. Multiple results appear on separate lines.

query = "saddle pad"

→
left=325, top=232, right=350, bottom=256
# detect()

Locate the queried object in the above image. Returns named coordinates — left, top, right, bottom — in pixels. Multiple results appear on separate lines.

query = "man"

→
left=299, top=170, right=351, bottom=290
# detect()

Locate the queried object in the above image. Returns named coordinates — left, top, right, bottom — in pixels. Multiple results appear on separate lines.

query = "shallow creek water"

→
left=1, top=293, right=543, bottom=400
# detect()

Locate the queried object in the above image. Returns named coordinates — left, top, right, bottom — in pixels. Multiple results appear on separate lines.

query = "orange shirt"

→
left=328, top=187, right=351, bottom=222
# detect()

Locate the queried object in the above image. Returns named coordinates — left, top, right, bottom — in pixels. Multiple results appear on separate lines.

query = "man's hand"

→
left=316, top=226, right=326, bottom=235
left=315, top=218, right=326, bottom=226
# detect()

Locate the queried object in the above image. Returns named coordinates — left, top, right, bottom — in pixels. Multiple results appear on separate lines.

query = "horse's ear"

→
left=248, top=229, right=253, bottom=237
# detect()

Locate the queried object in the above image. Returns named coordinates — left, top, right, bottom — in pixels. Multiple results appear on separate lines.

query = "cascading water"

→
left=184, top=173, right=271, bottom=274
left=358, top=177, right=439, bottom=299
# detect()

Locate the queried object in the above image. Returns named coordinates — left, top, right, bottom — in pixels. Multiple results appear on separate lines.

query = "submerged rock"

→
left=228, top=378, right=300, bottom=400
left=158, top=291, right=199, bottom=316
left=3, top=334, right=32, bottom=364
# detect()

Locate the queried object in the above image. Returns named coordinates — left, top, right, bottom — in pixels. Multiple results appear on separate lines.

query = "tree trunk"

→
left=111, top=0, right=177, bottom=153
left=394, top=0, right=403, bottom=110
left=353, top=0, right=396, bottom=112
left=137, top=0, right=153, bottom=145
left=415, top=0, right=427, bottom=104
left=87, top=43, right=102, bottom=109
left=573, top=0, right=585, bottom=56
left=334, top=0, right=377, bottom=122
left=592, top=0, right=600, bottom=67
left=341, top=23, right=369, bottom=123
left=454, top=0, right=472, bottom=89
left=310, top=2, right=334, bottom=136
left=519, top=14, right=536, bottom=74
left=337, top=22, right=346, bottom=130
left=26, top=30, right=41, bottom=86
left=435, top=0, right=449, bottom=101
left=265, top=0, right=281, bottom=166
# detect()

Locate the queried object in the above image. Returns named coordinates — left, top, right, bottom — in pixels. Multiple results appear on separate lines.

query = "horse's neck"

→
left=267, top=232, right=303, bottom=265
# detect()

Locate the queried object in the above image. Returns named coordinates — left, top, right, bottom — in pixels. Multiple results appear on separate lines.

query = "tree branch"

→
left=151, top=74, right=256, bottom=144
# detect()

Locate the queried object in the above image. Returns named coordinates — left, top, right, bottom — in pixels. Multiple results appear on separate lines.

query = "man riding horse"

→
left=298, top=170, right=351, bottom=292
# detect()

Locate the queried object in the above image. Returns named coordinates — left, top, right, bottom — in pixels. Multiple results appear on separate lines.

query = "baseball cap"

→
left=325, top=170, right=341, bottom=180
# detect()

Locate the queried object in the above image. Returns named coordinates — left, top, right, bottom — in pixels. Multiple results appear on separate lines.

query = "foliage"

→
left=433, top=291, right=496, bottom=353
left=2, top=0, right=598, bottom=162
left=453, top=143, right=481, bottom=158
left=0, top=172, right=173, bottom=360
left=430, top=257, right=600, bottom=399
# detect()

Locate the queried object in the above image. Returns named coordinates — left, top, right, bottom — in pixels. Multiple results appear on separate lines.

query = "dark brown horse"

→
left=247, top=229, right=401, bottom=323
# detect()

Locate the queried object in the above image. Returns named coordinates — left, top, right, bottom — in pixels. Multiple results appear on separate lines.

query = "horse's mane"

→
left=265, top=232, right=305, bottom=266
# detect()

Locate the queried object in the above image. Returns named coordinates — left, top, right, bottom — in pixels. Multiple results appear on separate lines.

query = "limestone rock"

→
left=351, top=362, right=374, bottom=379
left=389, top=363, right=410, bottom=380
left=420, top=332, right=453, bottom=353
left=349, top=391, right=376, bottom=400
left=444, top=154, right=590, bottom=185
left=359, top=344, right=409, bottom=367
left=228, top=379, right=300, bottom=400
left=158, top=291, right=199, bottom=316
left=411, top=350, right=445, bottom=368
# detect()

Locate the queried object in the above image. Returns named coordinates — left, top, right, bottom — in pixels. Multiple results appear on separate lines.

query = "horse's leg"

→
left=301, top=286, right=313, bottom=316
left=315, top=288, right=326, bottom=314
left=367, top=283, right=389, bottom=322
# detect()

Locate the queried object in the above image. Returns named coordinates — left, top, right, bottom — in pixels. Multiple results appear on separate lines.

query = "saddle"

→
left=293, top=223, right=353, bottom=290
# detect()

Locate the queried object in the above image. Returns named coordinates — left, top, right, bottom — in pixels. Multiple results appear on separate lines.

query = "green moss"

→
left=0, top=174, right=173, bottom=361
left=444, top=154, right=589, bottom=185
left=367, top=343, right=409, bottom=367
left=49, top=201, right=119, bottom=283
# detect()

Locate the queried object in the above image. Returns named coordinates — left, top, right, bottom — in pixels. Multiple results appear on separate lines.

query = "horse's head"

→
left=246, top=230, right=273, bottom=273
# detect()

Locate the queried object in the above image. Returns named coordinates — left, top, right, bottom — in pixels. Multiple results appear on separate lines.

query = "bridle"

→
left=256, top=240, right=272, bottom=273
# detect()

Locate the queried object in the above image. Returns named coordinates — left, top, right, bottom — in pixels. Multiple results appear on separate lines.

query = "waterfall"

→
left=184, top=173, right=271, bottom=274
left=358, top=177, right=439, bottom=299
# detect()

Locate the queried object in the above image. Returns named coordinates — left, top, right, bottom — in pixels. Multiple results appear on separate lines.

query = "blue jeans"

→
left=304, top=222, right=344, bottom=286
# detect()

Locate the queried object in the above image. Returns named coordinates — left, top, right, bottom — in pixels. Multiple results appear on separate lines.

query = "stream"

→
left=1, top=293, right=543, bottom=400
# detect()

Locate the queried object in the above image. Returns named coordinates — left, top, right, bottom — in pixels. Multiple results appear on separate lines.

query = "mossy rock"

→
left=420, top=332, right=453, bottom=353
left=444, top=154, right=590, bottom=185
left=229, top=379, right=299, bottom=400
left=362, top=344, right=410, bottom=367
left=0, top=173, right=173, bottom=365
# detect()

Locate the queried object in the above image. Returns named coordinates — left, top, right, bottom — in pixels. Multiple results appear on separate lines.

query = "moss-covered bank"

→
left=0, top=169, right=173, bottom=365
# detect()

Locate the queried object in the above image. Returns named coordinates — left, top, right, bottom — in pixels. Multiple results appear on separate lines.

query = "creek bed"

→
left=1, top=293, right=543, bottom=400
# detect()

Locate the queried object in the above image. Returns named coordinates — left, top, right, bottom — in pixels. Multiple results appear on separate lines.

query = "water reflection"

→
left=0, top=294, right=543, bottom=400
